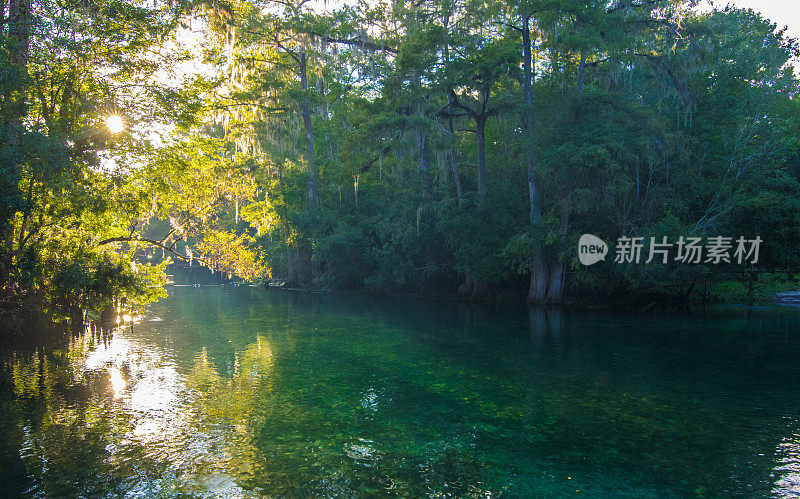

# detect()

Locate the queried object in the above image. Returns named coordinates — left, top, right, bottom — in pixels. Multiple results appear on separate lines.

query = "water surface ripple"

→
left=2, top=287, right=800, bottom=497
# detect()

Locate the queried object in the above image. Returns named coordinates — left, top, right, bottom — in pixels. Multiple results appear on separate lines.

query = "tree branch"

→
left=446, top=89, right=478, bottom=118
left=607, top=0, right=664, bottom=14
left=97, top=236, right=206, bottom=266
left=318, top=35, right=397, bottom=54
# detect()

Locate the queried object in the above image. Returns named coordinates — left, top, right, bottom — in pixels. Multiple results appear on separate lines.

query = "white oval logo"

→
left=578, top=234, right=608, bottom=266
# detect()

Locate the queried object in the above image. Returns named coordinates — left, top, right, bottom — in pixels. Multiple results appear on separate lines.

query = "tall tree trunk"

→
left=8, top=0, right=29, bottom=67
left=475, top=112, right=487, bottom=196
left=448, top=117, right=463, bottom=204
left=5, top=0, right=30, bottom=139
left=292, top=53, right=317, bottom=285
left=545, top=261, right=565, bottom=303
left=522, top=16, right=542, bottom=226
left=1, top=0, right=30, bottom=294
left=299, top=52, right=318, bottom=208
left=522, top=15, right=548, bottom=303
left=417, top=128, right=430, bottom=174
left=545, top=205, right=570, bottom=303
left=417, top=125, right=431, bottom=203
left=441, top=16, right=462, bottom=205
left=541, top=47, right=584, bottom=301
left=526, top=165, right=542, bottom=225
left=528, top=252, right=549, bottom=302
left=412, top=73, right=430, bottom=176
left=545, top=48, right=584, bottom=301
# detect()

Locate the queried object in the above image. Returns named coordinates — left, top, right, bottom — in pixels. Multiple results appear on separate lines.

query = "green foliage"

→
left=48, top=251, right=168, bottom=318
left=168, top=0, right=800, bottom=303
left=3, top=0, right=800, bottom=315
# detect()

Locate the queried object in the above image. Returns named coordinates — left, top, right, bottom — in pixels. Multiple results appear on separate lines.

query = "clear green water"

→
left=2, top=287, right=800, bottom=497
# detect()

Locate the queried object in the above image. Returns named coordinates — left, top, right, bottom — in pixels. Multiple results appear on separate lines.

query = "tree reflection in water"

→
left=0, top=321, right=270, bottom=497
left=2, top=289, right=800, bottom=496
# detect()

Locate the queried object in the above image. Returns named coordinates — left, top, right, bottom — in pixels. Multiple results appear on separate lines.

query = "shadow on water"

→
left=2, top=287, right=800, bottom=496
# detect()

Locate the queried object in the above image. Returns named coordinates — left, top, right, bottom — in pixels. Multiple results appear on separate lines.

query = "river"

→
left=1, top=286, right=800, bottom=496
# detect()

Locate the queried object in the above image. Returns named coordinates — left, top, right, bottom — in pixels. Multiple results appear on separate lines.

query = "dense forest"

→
left=2, top=0, right=800, bottom=316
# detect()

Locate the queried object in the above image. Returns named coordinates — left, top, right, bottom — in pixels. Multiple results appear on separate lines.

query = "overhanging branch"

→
left=97, top=236, right=209, bottom=267
left=318, top=34, right=398, bottom=54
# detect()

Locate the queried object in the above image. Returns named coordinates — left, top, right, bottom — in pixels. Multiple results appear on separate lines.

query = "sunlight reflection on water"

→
left=6, top=289, right=800, bottom=496
left=79, top=327, right=258, bottom=497
left=108, top=367, right=125, bottom=398
left=772, top=429, right=800, bottom=497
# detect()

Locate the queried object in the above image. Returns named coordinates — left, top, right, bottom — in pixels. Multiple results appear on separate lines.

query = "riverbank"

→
left=263, top=272, right=800, bottom=310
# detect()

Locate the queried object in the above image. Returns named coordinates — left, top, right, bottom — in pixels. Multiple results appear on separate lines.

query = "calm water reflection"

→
left=2, top=287, right=800, bottom=496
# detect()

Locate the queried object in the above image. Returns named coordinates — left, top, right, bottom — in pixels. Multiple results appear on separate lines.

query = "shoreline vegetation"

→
left=262, top=278, right=800, bottom=309
left=2, top=0, right=800, bottom=322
